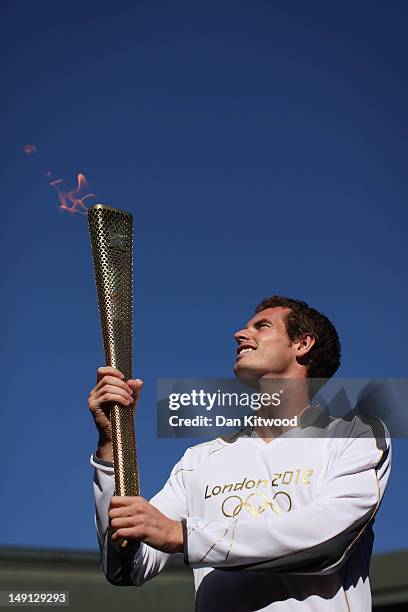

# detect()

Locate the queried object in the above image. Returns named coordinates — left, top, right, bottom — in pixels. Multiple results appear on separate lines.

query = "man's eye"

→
left=258, top=323, right=270, bottom=328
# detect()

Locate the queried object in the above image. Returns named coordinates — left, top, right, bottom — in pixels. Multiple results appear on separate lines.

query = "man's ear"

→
left=295, top=334, right=316, bottom=358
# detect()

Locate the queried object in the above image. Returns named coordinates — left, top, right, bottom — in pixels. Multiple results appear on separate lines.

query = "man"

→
left=89, top=296, right=391, bottom=611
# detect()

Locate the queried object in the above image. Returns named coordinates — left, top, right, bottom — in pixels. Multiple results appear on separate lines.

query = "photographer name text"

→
left=168, top=415, right=298, bottom=428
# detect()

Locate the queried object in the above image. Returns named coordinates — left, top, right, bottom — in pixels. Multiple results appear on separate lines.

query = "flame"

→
left=49, top=173, right=97, bottom=215
left=22, top=144, right=98, bottom=214
left=23, top=144, right=38, bottom=155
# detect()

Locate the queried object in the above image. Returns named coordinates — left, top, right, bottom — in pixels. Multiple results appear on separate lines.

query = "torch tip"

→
left=88, top=203, right=133, bottom=218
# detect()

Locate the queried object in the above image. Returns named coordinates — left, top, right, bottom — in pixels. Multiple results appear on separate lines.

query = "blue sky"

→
left=2, top=0, right=407, bottom=553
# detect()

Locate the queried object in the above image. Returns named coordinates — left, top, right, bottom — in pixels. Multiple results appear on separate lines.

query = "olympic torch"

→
left=88, top=204, right=140, bottom=550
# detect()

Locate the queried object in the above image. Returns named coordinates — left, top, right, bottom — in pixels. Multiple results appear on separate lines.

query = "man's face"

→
left=234, top=307, right=298, bottom=386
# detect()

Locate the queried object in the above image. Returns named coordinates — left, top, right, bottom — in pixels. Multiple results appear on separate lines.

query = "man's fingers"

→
left=93, top=375, right=134, bottom=396
left=92, top=385, right=133, bottom=405
left=91, top=373, right=143, bottom=400
left=90, top=390, right=133, bottom=409
left=93, top=393, right=133, bottom=408
left=110, top=495, right=147, bottom=507
left=109, top=505, right=138, bottom=519
left=110, top=516, right=139, bottom=529
left=128, top=379, right=143, bottom=393
left=97, top=366, right=124, bottom=382
left=111, top=527, right=145, bottom=541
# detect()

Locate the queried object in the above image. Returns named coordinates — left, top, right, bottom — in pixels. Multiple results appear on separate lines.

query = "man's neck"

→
left=253, top=377, right=310, bottom=443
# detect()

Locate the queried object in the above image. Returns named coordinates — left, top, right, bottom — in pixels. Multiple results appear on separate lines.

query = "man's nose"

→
left=234, top=328, right=251, bottom=344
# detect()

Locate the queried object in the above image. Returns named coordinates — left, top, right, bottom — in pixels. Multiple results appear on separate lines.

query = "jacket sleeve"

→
left=183, top=432, right=391, bottom=574
left=91, top=452, right=188, bottom=586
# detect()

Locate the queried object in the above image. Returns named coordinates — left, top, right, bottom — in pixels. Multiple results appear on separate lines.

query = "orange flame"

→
left=23, top=144, right=38, bottom=155
left=22, top=144, right=98, bottom=214
left=49, top=173, right=97, bottom=215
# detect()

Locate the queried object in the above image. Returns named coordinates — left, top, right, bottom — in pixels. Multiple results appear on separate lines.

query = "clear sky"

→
left=2, top=0, right=407, bottom=553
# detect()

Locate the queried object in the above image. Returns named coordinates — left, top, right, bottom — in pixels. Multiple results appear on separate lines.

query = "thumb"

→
left=128, top=378, right=143, bottom=392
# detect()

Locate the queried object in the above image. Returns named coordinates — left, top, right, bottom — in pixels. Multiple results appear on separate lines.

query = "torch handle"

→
left=110, top=403, right=140, bottom=497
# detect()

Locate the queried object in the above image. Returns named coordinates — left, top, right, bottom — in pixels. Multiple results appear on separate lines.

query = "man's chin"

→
left=234, top=365, right=260, bottom=390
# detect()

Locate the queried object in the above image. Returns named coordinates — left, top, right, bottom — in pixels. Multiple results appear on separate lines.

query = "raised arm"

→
left=89, top=366, right=186, bottom=586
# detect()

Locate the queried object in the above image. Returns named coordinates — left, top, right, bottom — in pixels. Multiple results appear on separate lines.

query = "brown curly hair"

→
left=255, top=296, right=341, bottom=382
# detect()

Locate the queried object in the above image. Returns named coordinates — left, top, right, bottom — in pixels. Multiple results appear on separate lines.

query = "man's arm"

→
left=92, top=452, right=187, bottom=586
left=183, top=432, right=391, bottom=574
left=89, top=366, right=187, bottom=586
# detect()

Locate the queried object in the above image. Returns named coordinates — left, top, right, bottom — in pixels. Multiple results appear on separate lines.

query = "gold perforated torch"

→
left=88, top=204, right=140, bottom=555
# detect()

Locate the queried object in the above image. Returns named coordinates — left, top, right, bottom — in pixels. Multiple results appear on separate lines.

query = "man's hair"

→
left=255, top=295, right=341, bottom=381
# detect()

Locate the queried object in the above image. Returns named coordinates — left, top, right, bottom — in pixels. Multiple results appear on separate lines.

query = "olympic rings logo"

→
left=221, top=491, right=292, bottom=517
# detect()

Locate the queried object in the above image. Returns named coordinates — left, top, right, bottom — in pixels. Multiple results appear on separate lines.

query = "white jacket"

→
left=91, top=406, right=391, bottom=611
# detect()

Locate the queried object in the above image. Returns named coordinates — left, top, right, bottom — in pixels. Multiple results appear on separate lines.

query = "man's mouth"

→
left=236, top=344, right=257, bottom=358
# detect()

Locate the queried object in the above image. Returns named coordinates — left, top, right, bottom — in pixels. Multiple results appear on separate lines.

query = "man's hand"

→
left=88, top=366, right=143, bottom=461
left=109, top=496, right=184, bottom=554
